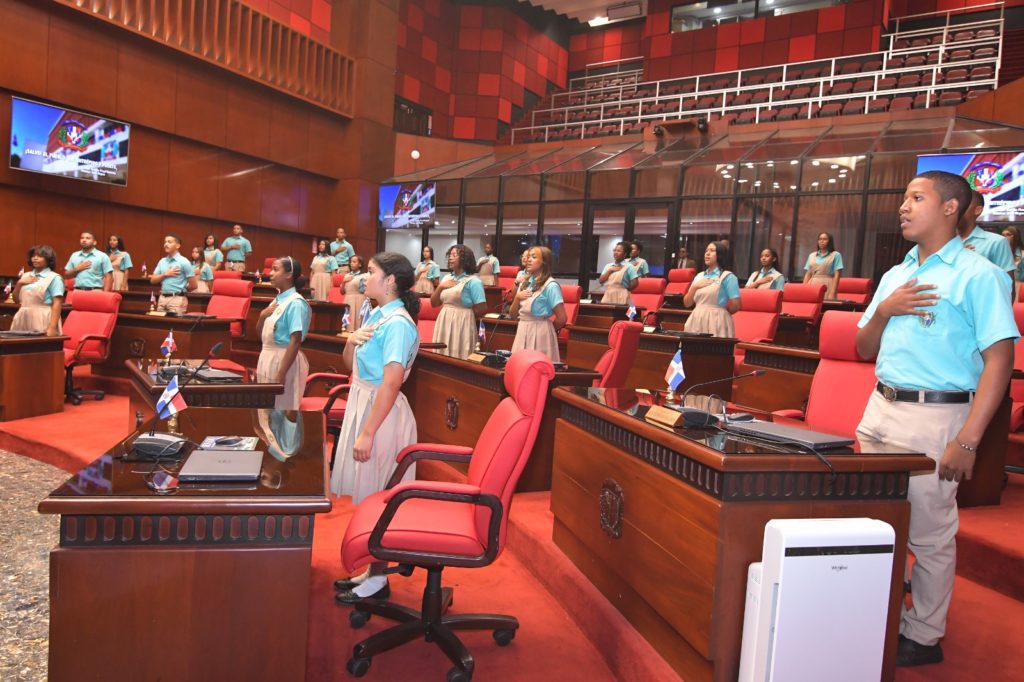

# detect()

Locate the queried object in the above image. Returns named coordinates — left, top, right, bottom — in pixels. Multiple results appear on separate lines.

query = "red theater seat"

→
left=206, top=278, right=254, bottom=338
left=666, top=268, right=696, bottom=296
left=629, top=277, right=667, bottom=320
left=212, top=270, right=242, bottom=280
left=328, top=273, right=346, bottom=305
left=261, top=257, right=275, bottom=276
left=559, top=284, right=581, bottom=343
left=63, top=290, right=121, bottom=405
left=782, top=282, right=826, bottom=323
left=733, top=288, right=782, bottom=370
left=835, top=278, right=873, bottom=305
left=416, top=297, right=441, bottom=344
left=594, top=321, right=643, bottom=388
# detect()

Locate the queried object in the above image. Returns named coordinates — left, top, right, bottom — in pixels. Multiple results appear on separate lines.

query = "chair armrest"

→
left=748, top=336, right=772, bottom=344
left=73, top=333, right=112, bottom=362
left=322, top=382, right=351, bottom=416
left=772, top=409, right=805, bottom=420
left=306, top=372, right=349, bottom=386
left=367, top=482, right=503, bottom=569
left=386, top=444, right=474, bottom=489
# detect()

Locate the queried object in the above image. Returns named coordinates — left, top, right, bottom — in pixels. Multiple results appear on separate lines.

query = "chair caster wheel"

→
left=94, top=392, right=104, bottom=401
left=71, top=397, right=82, bottom=406
left=447, top=666, right=471, bottom=682
left=349, top=609, right=369, bottom=628
left=346, top=656, right=371, bottom=677
left=493, top=628, right=515, bottom=646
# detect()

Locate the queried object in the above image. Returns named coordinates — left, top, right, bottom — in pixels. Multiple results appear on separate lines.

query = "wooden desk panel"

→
left=239, top=298, right=344, bottom=353
left=94, top=314, right=232, bottom=379
left=484, top=285, right=505, bottom=315
left=575, top=303, right=635, bottom=330
left=116, top=290, right=213, bottom=315
left=0, top=336, right=66, bottom=420
left=566, top=326, right=736, bottom=398
left=551, top=387, right=932, bottom=682
left=773, top=314, right=817, bottom=349
left=480, top=317, right=517, bottom=353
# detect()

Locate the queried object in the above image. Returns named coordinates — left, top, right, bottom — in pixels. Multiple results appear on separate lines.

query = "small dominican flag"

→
left=341, top=309, right=351, bottom=329
left=359, top=299, right=372, bottom=327
left=160, top=330, right=177, bottom=356
left=141, top=262, right=147, bottom=276
left=664, top=349, right=686, bottom=392
left=3, top=281, right=11, bottom=297
left=478, top=319, right=487, bottom=344
left=155, top=375, right=188, bottom=419
left=17, top=268, right=25, bottom=277
left=626, top=304, right=637, bottom=321
left=150, top=291, right=157, bottom=306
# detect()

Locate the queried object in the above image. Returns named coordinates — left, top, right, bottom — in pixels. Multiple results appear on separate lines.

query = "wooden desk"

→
left=566, top=326, right=737, bottom=398
left=238, top=298, right=344, bottom=352
left=404, top=351, right=599, bottom=491
left=662, top=293, right=686, bottom=309
left=39, top=407, right=330, bottom=682
left=116, top=290, right=213, bottom=315
left=124, top=359, right=283, bottom=430
left=774, top=314, right=818, bottom=348
left=480, top=317, right=517, bottom=352
left=823, top=298, right=868, bottom=314
left=0, top=334, right=66, bottom=420
left=94, top=314, right=233, bottom=379
left=484, top=285, right=505, bottom=314
left=576, top=302, right=638, bottom=329
left=551, top=386, right=932, bottom=682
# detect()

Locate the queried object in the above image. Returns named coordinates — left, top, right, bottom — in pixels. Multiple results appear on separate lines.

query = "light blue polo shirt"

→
left=204, top=247, right=224, bottom=266
left=804, top=250, right=844, bottom=274
left=746, top=268, right=786, bottom=290
left=355, top=298, right=419, bottom=385
left=441, top=273, right=486, bottom=307
left=221, top=235, right=252, bottom=262
left=153, top=253, right=195, bottom=295
left=65, top=249, right=113, bottom=289
left=24, top=268, right=65, bottom=303
left=193, top=261, right=213, bottom=283
left=419, top=260, right=441, bottom=280
left=1014, top=250, right=1024, bottom=282
left=525, top=278, right=564, bottom=317
left=270, top=288, right=311, bottom=346
left=602, top=261, right=638, bottom=287
left=859, top=237, right=1018, bottom=391
left=313, top=254, right=339, bottom=272
left=631, top=257, right=650, bottom=277
left=330, top=239, right=354, bottom=265
left=109, top=250, right=133, bottom=271
left=695, top=268, right=741, bottom=307
left=347, top=271, right=367, bottom=294
left=477, top=255, right=500, bottom=277
left=964, top=226, right=1015, bottom=273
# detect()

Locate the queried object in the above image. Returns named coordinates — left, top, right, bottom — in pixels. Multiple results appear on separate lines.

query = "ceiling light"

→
left=828, top=178, right=837, bottom=183
left=812, top=160, right=820, bottom=166
left=766, top=160, right=774, bottom=166
left=790, top=160, right=799, bottom=165
left=714, top=7, right=722, bottom=14
left=588, top=16, right=610, bottom=27
left=811, top=181, right=819, bottom=186
left=790, top=185, right=797, bottom=189
left=830, top=164, right=839, bottom=169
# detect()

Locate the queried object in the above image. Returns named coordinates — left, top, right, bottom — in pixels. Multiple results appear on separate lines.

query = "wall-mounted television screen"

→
left=916, top=152, right=1023, bottom=221
left=379, top=182, right=436, bottom=228
left=9, top=96, right=130, bottom=186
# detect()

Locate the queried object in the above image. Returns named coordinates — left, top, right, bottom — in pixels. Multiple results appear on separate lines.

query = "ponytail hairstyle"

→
left=528, top=246, right=555, bottom=292
left=278, top=256, right=308, bottom=289
left=371, top=251, right=420, bottom=318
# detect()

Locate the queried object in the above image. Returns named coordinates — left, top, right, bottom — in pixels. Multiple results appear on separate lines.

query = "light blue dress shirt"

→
left=602, top=261, right=638, bottom=287
left=204, top=247, right=224, bottom=266
left=804, top=250, right=844, bottom=274
left=65, top=249, right=113, bottom=288
left=631, top=257, right=650, bottom=277
left=109, top=250, right=133, bottom=271
left=442, top=273, right=486, bottom=307
left=859, top=237, right=1019, bottom=391
left=24, top=268, right=65, bottom=303
left=1014, top=250, right=1024, bottom=282
left=330, top=239, right=354, bottom=265
left=526, top=278, right=564, bottom=317
left=964, top=226, right=1015, bottom=273
left=746, top=268, right=786, bottom=290
left=270, top=288, right=311, bottom=346
left=221, top=236, right=252, bottom=262
left=419, top=260, right=441, bottom=280
left=694, top=268, right=741, bottom=307
left=355, top=299, right=419, bottom=385
left=153, top=253, right=195, bottom=295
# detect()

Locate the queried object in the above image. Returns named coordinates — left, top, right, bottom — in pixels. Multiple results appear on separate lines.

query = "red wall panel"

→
left=889, top=0, right=1024, bottom=16
left=239, top=0, right=332, bottom=44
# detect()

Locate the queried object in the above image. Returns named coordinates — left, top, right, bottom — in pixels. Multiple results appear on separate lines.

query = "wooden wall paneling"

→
left=253, top=228, right=296, bottom=267
left=46, top=12, right=119, bottom=118
left=174, top=61, right=228, bottom=149
left=36, top=169, right=112, bottom=205
left=217, top=153, right=265, bottom=226
left=306, top=109, right=347, bottom=179
left=116, top=39, right=178, bottom=132
left=166, top=139, right=221, bottom=217
left=112, top=127, right=170, bottom=211
left=303, top=177, right=335, bottom=235
left=269, top=95, right=311, bottom=168
left=102, top=205, right=166, bottom=269
left=225, top=81, right=272, bottom=160
left=259, top=166, right=302, bottom=232
left=34, top=194, right=106, bottom=263
left=0, top=0, right=50, bottom=98
left=0, top=186, right=37, bottom=273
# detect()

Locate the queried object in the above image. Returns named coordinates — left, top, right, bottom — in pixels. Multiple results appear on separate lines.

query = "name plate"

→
left=644, top=405, right=685, bottom=428
left=336, top=330, right=350, bottom=338
left=643, top=325, right=656, bottom=333
left=580, top=298, right=593, bottom=304
left=483, top=313, right=501, bottom=319
left=146, top=310, right=167, bottom=317
left=466, top=352, right=487, bottom=364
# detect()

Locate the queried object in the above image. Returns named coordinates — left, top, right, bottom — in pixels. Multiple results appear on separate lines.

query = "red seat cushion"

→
left=298, top=395, right=347, bottom=421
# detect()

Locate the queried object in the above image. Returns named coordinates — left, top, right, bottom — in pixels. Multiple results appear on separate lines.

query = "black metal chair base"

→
left=64, top=366, right=105, bottom=405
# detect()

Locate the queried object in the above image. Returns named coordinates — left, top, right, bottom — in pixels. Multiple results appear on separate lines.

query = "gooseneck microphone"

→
left=673, top=369, right=766, bottom=427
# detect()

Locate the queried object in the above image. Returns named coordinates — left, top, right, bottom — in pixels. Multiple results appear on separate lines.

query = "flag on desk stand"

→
left=2, top=281, right=11, bottom=298
left=664, top=349, right=686, bottom=392
left=150, top=291, right=157, bottom=307
left=17, top=268, right=24, bottom=277
left=155, top=375, right=188, bottom=419
left=160, top=330, right=177, bottom=357
left=626, top=303, right=637, bottom=321
left=478, top=319, right=487, bottom=346
left=141, top=262, right=147, bottom=276
left=341, top=309, right=351, bottom=330
left=359, top=299, right=372, bottom=327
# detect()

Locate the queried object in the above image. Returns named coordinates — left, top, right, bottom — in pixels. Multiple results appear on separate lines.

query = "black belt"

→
left=228, top=259, right=244, bottom=263
left=876, top=382, right=973, bottom=404
left=76, top=287, right=99, bottom=291
left=160, top=292, right=188, bottom=297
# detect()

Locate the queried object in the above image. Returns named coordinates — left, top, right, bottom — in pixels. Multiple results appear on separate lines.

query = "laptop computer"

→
left=178, top=450, right=264, bottom=482
left=196, top=367, right=244, bottom=383
left=723, top=420, right=854, bottom=450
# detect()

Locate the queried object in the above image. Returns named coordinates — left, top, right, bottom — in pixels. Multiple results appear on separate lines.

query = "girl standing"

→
left=342, top=255, right=368, bottom=332
left=310, top=240, right=339, bottom=302
left=430, top=244, right=486, bottom=359
left=413, top=245, right=441, bottom=295
left=11, top=245, right=64, bottom=336
left=684, top=241, right=741, bottom=338
left=107, top=235, right=133, bottom=292
left=510, top=246, right=565, bottom=362
left=190, top=247, right=214, bottom=293
left=1002, top=225, right=1024, bottom=301
left=598, top=241, right=638, bottom=305
left=203, top=234, right=224, bottom=271
left=745, top=248, right=786, bottom=290
left=256, top=257, right=311, bottom=410
left=802, top=231, right=843, bottom=299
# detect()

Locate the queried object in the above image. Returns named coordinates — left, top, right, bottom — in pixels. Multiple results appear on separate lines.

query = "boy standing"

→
left=221, top=224, right=252, bottom=272
left=64, top=231, right=113, bottom=291
left=150, top=234, right=197, bottom=314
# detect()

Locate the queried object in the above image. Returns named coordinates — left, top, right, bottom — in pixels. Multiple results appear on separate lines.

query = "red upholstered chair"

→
left=782, top=282, right=826, bottom=323
left=558, top=284, right=582, bottom=342
left=593, top=320, right=643, bottom=388
left=328, top=273, right=346, bottom=305
left=773, top=311, right=876, bottom=438
left=836, top=278, right=874, bottom=305
left=211, top=269, right=242, bottom=281
left=733, top=288, right=782, bottom=369
left=630, top=277, right=667, bottom=321
left=340, top=351, right=556, bottom=680
left=63, top=290, right=121, bottom=405
left=665, top=268, right=696, bottom=295
left=206, top=278, right=254, bottom=338
left=1009, top=304, right=1024, bottom=431
left=416, top=297, right=441, bottom=344
left=261, top=257, right=275, bottom=276
left=497, top=274, right=516, bottom=295
left=299, top=373, right=351, bottom=460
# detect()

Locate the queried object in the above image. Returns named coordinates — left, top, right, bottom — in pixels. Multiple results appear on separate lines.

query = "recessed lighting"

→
left=790, top=185, right=797, bottom=189
left=830, top=164, right=839, bottom=169
left=714, top=7, right=722, bottom=14
left=811, top=181, right=819, bottom=186
left=812, top=160, right=820, bottom=166
left=790, top=160, right=799, bottom=165
left=588, top=16, right=609, bottom=26
left=738, top=179, right=748, bottom=183
left=828, top=178, right=837, bottom=183
left=766, top=160, right=774, bottom=166
left=727, top=164, right=735, bottom=169
left=746, top=163, right=754, bottom=169
left=723, top=174, right=731, bottom=179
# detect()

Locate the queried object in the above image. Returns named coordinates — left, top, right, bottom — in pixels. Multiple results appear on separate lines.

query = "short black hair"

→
left=915, top=170, right=972, bottom=224
left=27, top=244, right=57, bottom=271
left=631, top=241, right=643, bottom=254
left=166, top=233, right=182, bottom=246
left=817, top=232, right=835, bottom=254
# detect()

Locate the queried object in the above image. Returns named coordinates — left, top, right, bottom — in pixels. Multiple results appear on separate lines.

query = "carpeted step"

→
left=956, top=472, right=1024, bottom=602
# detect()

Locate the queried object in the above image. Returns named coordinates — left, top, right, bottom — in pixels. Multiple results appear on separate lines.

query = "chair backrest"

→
left=803, top=311, right=876, bottom=437
left=1012, top=304, right=1024, bottom=403
left=559, top=284, right=582, bottom=342
left=416, top=296, right=441, bottom=343
left=782, top=282, right=826, bottom=321
left=207, top=278, right=255, bottom=337
left=593, top=321, right=643, bottom=388
left=64, top=291, right=121, bottom=362
left=212, top=270, right=242, bottom=280
left=836, top=277, right=874, bottom=304
left=497, top=275, right=517, bottom=295
left=262, top=257, right=275, bottom=275
left=467, top=351, right=555, bottom=547
left=630, top=277, right=666, bottom=316
left=665, top=268, right=696, bottom=295
left=328, top=273, right=346, bottom=304
left=733, top=288, right=782, bottom=344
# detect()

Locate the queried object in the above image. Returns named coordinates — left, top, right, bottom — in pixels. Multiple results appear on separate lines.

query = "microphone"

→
left=148, top=342, right=224, bottom=438
left=673, top=369, right=766, bottom=427
left=641, top=310, right=661, bottom=332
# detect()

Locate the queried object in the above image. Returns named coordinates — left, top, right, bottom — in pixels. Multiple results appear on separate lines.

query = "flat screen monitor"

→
left=9, top=96, right=130, bottom=186
left=916, top=152, right=1023, bottom=221
left=379, top=182, right=436, bottom=228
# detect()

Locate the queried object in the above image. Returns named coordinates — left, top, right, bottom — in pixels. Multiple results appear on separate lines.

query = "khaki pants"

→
left=157, top=294, right=188, bottom=315
left=856, top=390, right=971, bottom=646
left=225, top=261, right=246, bottom=272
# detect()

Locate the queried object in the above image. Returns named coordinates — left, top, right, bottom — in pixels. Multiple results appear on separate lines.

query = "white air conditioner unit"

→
left=739, top=518, right=896, bottom=682
left=607, top=2, right=643, bottom=21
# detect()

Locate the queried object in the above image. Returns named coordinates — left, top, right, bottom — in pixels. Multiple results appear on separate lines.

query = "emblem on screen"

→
left=967, top=161, right=1005, bottom=194
left=57, top=119, right=90, bottom=152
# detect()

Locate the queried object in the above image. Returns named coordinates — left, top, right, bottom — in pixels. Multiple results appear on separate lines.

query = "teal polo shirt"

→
left=24, top=268, right=65, bottom=303
left=440, top=273, right=486, bottom=307
left=477, top=255, right=500, bottom=276
left=204, top=247, right=224, bottom=266
left=109, top=249, right=133, bottom=271
left=194, top=261, right=213, bottom=283
left=694, top=267, right=741, bottom=306
left=859, top=237, right=1019, bottom=391
left=270, top=288, right=311, bottom=346
left=221, top=236, right=252, bottom=262
left=746, top=268, right=786, bottom=290
left=330, top=239, right=354, bottom=265
left=65, top=249, right=113, bottom=288
left=602, top=260, right=638, bottom=287
left=630, top=257, right=650, bottom=277
left=525, top=278, right=564, bottom=317
left=963, top=226, right=1015, bottom=273
left=804, top=250, right=844, bottom=274
left=153, top=253, right=194, bottom=295
left=355, top=298, right=418, bottom=385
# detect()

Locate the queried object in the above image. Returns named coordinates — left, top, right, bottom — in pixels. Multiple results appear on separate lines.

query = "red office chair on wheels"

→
left=593, top=320, right=642, bottom=388
left=62, top=290, right=121, bottom=404
left=339, top=350, right=555, bottom=681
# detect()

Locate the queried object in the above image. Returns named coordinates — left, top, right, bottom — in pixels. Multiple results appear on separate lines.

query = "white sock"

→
left=346, top=567, right=370, bottom=585
left=351, top=575, right=387, bottom=597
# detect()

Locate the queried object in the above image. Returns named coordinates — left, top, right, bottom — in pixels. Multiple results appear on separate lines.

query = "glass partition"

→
left=499, top=204, right=539, bottom=265
left=679, top=199, right=734, bottom=270
left=463, top=205, right=498, bottom=265
left=588, top=207, right=629, bottom=291
left=633, top=206, right=671, bottom=276
left=735, top=196, right=795, bottom=277
left=541, top=203, right=585, bottom=276
left=793, top=194, right=863, bottom=286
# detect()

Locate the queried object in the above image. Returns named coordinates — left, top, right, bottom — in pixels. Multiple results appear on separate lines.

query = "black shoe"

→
left=335, top=582, right=390, bottom=605
left=896, top=634, right=943, bottom=666
left=334, top=577, right=365, bottom=591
